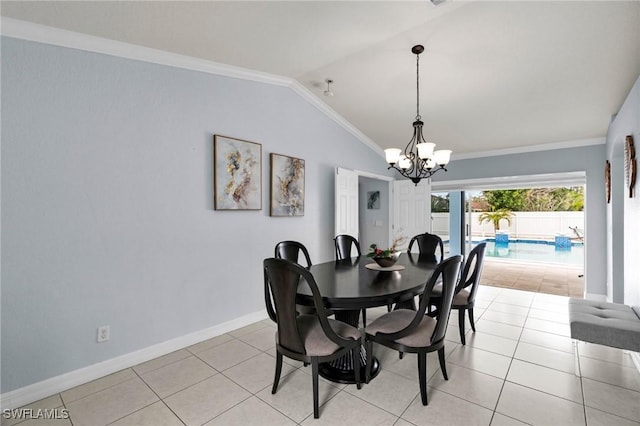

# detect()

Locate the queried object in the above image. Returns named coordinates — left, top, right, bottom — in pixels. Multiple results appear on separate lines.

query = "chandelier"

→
left=384, top=45, right=451, bottom=185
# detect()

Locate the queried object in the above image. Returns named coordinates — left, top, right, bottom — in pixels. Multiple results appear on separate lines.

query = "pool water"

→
left=479, top=240, right=584, bottom=266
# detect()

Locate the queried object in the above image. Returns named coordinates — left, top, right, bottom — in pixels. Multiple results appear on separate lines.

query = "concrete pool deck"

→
left=480, top=257, right=584, bottom=298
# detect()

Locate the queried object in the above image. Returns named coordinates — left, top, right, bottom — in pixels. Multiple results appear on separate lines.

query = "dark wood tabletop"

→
left=297, top=252, right=439, bottom=310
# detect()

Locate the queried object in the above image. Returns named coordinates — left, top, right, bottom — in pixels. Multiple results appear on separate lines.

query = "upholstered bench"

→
left=568, top=298, right=640, bottom=352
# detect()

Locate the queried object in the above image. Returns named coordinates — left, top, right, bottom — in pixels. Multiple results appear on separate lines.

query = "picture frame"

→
left=367, top=191, right=381, bottom=209
left=270, top=153, right=305, bottom=216
left=214, top=135, right=262, bottom=210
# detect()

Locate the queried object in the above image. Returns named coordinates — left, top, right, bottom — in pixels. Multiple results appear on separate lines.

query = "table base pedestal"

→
left=318, top=309, right=379, bottom=384
left=318, top=350, right=379, bottom=384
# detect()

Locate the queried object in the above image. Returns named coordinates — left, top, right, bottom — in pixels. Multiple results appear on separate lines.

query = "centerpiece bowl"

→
left=372, top=251, right=402, bottom=268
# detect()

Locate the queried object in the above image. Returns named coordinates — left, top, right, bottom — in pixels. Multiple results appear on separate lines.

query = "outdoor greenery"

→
left=432, top=187, right=584, bottom=214
left=473, top=187, right=584, bottom=212
left=478, top=209, right=515, bottom=233
left=431, top=193, right=450, bottom=212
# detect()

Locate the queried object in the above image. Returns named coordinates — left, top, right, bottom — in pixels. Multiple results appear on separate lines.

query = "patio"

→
left=481, top=258, right=584, bottom=298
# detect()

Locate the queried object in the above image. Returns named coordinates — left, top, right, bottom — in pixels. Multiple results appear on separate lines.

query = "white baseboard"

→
left=0, top=310, right=268, bottom=410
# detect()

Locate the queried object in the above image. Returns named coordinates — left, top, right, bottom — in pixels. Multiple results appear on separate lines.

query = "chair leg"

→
left=458, top=309, right=466, bottom=345
left=468, top=308, right=476, bottom=332
left=365, top=339, right=373, bottom=383
left=312, top=358, right=319, bottom=419
left=418, top=352, right=428, bottom=405
left=361, top=309, right=367, bottom=328
left=272, top=351, right=283, bottom=394
left=352, top=346, right=362, bottom=389
left=399, top=351, right=404, bottom=359
left=437, top=347, right=448, bottom=381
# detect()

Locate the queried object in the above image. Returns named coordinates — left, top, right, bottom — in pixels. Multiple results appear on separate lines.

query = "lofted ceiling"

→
left=2, top=1, right=640, bottom=158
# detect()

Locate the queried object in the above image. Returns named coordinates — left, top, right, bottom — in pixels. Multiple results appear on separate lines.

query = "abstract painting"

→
left=214, top=135, right=261, bottom=210
left=270, top=153, right=305, bottom=216
left=367, top=191, right=381, bottom=209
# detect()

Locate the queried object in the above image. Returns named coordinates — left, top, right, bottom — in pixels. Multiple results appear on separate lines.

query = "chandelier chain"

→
left=416, top=53, right=420, bottom=121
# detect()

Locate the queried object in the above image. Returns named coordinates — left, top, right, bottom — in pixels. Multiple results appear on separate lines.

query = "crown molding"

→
left=451, top=137, right=606, bottom=161
left=1, top=17, right=383, bottom=156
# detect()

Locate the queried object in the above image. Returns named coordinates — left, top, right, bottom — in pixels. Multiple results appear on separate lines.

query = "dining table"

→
left=296, top=252, right=439, bottom=384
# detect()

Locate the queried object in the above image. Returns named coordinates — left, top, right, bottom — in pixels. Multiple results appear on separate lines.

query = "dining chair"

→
left=334, top=234, right=361, bottom=260
left=407, top=233, right=444, bottom=262
left=263, top=258, right=362, bottom=418
left=429, top=242, right=486, bottom=345
left=333, top=234, right=367, bottom=326
left=364, top=255, right=463, bottom=405
left=274, top=241, right=314, bottom=316
left=274, top=240, right=312, bottom=268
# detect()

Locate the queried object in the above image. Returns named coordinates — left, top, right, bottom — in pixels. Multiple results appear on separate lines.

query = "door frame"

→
left=351, top=169, right=394, bottom=246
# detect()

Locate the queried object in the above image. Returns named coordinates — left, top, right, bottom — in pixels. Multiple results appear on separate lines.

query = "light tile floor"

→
left=481, top=258, right=584, bottom=298
left=5, top=286, right=639, bottom=426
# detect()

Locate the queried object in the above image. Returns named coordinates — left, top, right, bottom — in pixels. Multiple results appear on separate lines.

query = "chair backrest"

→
left=407, top=233, right=444, bottom=262
left=263, top=258, right=350, bottom=355
left=455, top=242, right=487, bottom=305
left=334, top=234, right=361, bottom=260
left=274, top=241, right=312, bottom=268
left=374, top=255, right=463, bottom=345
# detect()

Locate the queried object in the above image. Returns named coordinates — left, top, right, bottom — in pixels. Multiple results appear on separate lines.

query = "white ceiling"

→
left=2, top=1, right=640, bottom=157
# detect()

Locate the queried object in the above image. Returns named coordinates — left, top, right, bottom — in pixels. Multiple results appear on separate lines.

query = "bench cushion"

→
left=569, top=298, right=640, bottom=352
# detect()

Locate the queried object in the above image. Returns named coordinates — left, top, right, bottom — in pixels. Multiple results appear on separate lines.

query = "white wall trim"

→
left=0, top=310, right=268, bottom=410
left=584, top=292, right=608, bottom=302
left=432, top=171, right=587, bottom=192
left=0, top=17, right=382, bottom=158
left=452, top=137, right=606, bottom=161
left=630, top=352, right=640, bottom=374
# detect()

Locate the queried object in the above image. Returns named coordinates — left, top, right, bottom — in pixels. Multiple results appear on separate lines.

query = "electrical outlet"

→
left=97, top=325, right=110, bottom=343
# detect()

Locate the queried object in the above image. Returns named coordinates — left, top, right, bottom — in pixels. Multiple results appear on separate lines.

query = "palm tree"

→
left=478, top=209, right=514, bottom=234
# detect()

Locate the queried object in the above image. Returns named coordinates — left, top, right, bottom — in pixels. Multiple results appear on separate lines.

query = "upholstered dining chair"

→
left=407, top=233, right=444, bottom=262
left=364, top=255, right=463, bottom=405
left=263, top=258, right=362, bottom=418
left=275, top=240, right=312, bottom=268
left=429, top=242, right=487, bottom=345
left=334, top=234, right=361, bottom=260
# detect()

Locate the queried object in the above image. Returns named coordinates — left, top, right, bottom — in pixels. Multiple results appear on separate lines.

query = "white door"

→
left=393, top=179, right=431, bottom=252
left=335, top=168, right=359, bottom=249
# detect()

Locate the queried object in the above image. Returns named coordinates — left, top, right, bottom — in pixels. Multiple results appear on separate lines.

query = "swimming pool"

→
left=481, top=239, right=583, bottom=265
left=447, top=239, right=584, bottom=266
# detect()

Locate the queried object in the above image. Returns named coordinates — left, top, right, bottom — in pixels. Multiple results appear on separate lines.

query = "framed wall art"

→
left=625, top=135, right=636, bottom=198
left=270, top=153, right=305, bottom=216
left=367, top=191, right=381, bottom=209
left=214, top=135, right=262, bottom=210
left=605, top=160, right=611, bottom=204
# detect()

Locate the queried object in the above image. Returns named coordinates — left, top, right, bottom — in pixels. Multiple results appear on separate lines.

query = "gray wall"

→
left=606, top=75, right=640, bottom=305
left=358, top=177, right=390, bottom=251
left=0, top=37, right=390, bottom=392
left=432, top=144, right=607, bottom=298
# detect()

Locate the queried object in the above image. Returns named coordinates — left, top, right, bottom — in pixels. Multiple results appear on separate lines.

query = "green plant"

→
left=478, top=209, right=514, bottom=233
left=366, top=236, right=407, bottom=258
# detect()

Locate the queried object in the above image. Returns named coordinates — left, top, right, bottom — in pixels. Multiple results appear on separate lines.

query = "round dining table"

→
left=296, top=252, right=438, bottom=384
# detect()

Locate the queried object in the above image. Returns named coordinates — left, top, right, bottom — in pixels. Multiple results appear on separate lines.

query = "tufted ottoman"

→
left=569, top=298, right=640, bottom=352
